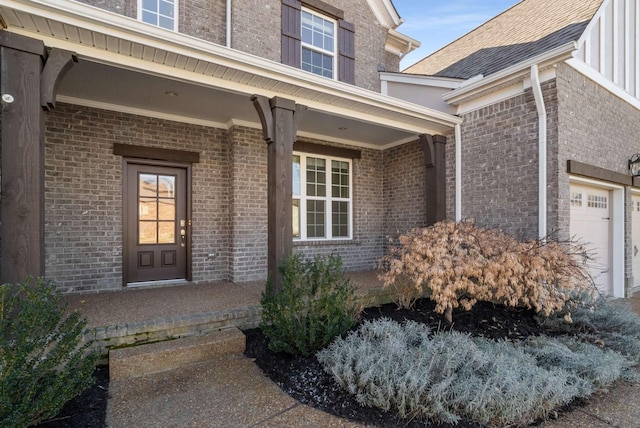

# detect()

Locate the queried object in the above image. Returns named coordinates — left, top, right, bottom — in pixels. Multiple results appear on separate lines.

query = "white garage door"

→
left=570, top=183, right=611, bottom=295
left=632, top=195, right=640, bottom=289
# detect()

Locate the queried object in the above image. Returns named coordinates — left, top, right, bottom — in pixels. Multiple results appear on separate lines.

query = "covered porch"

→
left=61, top=270, right=393, bottom=360
left=0, top=0, right=462, bottom=291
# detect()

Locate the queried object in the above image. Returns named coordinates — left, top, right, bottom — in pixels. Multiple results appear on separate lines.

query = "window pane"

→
left=302, top=27, right=313, bottom=44
left=306, top=157, right=326, bottom=197
left=332, top=201, right=349, bottom=237
left=139, top=174, right=157, bottom=197
left=158, top=221, right=175, bottom=244
left=142, top=0, right=157, bottom=12
left=293, top=199, right=300, bottom=238
left=159, top=15, right=174, bottom=29
left=307, top=200, right=325, bottom=238
left=141, top=10, right=157, bottom=25
left=139, top=221, right=157, bottom=244
left=159, top=0, right=174, bottom=17
left=158, top=199, right=175, bottom=221
left=139, top=198, right=157, bottom=221
left=293, top=155, right=301, bottom=196
left=158, top=175, right=175, bottom=198
left=332, top=160, right=349, bottom=198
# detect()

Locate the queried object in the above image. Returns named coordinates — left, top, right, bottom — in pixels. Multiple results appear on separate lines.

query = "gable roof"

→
left=403, top=0, right=604, bottom=79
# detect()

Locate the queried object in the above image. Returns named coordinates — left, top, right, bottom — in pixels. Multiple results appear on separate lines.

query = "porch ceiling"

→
left=0, top=0, right=462, bottom=149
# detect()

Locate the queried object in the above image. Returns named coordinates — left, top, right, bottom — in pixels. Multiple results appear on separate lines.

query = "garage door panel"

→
left=570, top=184, right=611, bottom=295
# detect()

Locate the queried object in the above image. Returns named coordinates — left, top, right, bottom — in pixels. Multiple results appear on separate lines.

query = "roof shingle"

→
left=403, top=0, right=604, bottom=79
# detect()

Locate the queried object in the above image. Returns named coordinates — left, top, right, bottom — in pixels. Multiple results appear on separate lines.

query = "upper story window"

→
left=293, top=153, right=352, bottom=240
left=282, top=0, right=355, bottom=84
left=301, top=9, right=336, bottom=79
left=139, top=0, right=177, bottom=31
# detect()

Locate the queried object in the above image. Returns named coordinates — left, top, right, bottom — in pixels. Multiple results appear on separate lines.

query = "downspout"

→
left=455, top=123, right=462, bottom=221
left=530, top=64, right=547, bottom=239
left=226, top=0, right=232, bottom=48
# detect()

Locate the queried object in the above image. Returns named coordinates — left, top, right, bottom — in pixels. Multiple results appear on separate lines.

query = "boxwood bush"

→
left=0, top=278, right=97, bottom=427
left=260, top=253, right=359, bottom=356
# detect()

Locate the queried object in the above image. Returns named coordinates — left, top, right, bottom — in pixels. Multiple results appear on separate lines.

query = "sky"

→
left=392, top=0, right=521, bottom=70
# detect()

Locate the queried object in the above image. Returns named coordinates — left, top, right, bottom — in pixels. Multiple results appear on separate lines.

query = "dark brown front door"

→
left=125, top=163, right=188, bottom=284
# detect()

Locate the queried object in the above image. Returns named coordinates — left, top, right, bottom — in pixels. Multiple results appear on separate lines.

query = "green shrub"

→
left=378, top=220, right=594, bottom=322
left=260, top=253, right=359, bottom=356
left=0, top=277, right=97, bottom=427
left=318, top=318, right=591, bottom=427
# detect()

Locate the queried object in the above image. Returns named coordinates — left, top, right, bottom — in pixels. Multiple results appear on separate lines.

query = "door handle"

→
left=180, top=220, right=186, bottom=247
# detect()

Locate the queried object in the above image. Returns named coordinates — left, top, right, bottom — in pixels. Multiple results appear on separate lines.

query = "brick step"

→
left=109, top=328, right=246, bottom=381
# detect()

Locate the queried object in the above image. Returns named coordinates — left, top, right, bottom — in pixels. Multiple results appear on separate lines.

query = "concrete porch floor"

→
left=61, top=270, right=392, bottom=359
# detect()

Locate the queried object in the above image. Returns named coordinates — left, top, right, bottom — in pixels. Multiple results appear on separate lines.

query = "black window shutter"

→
left=282, top=0, right=302, bottom=68
left=338, top=19, right=355, bottom=84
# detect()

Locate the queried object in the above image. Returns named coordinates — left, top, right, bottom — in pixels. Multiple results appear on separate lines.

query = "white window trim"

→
left=293, top=152, right=353, bottom=241
left=301, top=7, right=338, bottom=80
left=137, top=0, right=178, bottom=31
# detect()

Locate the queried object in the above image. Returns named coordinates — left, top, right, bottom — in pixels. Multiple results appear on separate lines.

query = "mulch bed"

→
left=244, top=298, right=552, bottom=427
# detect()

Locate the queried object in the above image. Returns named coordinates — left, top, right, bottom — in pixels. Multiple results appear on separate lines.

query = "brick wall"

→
left=44, top=106, right=394, bottom=292
left=383, top=140, right=427, bottom=238
left=78, top=0, right=135, bottom=18
left=229, top=125, right=268, bottom=282
left=231, top=0, right=281, bottom=63
left=44, top=104, right=231, bottom=293
left=447, top=88, right=547, bottom=240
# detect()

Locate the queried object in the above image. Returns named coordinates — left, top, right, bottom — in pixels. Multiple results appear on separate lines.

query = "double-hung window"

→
left=281, top=0, right=355, bottom=84
left=139, top=0, right=177, bottom=31
left=301, top=8, right=337, bottom=79
left=293, top=153, right=352, bottom=240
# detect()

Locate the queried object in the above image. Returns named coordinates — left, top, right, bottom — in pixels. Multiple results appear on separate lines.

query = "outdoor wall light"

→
left=629, top=154, right=640, bottom=177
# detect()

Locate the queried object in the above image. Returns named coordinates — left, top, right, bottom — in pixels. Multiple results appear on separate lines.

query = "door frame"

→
left=122, top=158, right=193, bottom=286
left=569, top=175, right=625, bottom=298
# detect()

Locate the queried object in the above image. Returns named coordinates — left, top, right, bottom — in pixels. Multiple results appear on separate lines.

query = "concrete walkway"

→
left=81, top=282, right=640, bottom=427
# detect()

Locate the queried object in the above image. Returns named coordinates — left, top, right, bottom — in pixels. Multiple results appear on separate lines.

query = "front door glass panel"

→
left=138, top=174, right=176, bottom=244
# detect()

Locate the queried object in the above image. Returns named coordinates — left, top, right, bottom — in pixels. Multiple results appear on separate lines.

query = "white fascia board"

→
left=380, top=72, right=463, bottom=89
left=385, top=28, right=420, bottom=57
left=443, top=42, right=578, bottom=105
left=2, top=0, right=461, bottom=129
left=454, top=67, right=556, bottom=115
left=365, top=0, right=402, bottom=29
left=575, top=0, right=610, bottom=49
left=567, top=57, right=640, bottom=111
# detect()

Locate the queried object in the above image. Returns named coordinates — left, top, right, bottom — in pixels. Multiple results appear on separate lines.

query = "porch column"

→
left=251, top=95, right=305, bottom=292
left=420, top=134, right=447, bottom=226
left=0, top=31, right=76, bottom=284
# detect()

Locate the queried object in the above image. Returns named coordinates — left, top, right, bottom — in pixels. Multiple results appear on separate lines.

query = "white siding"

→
left=576, top=0, right=640, bottom=100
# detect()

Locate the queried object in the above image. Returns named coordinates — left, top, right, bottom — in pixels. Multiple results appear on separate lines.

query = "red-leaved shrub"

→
left=378, top=221, right=594, bottom=322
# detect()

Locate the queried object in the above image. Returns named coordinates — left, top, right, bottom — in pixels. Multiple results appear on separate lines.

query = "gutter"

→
left=455, top=123, right=462, bottom=221
left=530, top=64, right=547, bottom=239
left=443, top=42, right=577, bottom=104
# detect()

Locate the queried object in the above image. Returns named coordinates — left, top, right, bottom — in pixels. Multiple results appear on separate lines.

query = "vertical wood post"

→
left=420, top=134, right=447, bottom=226
left=0, top=31, right=76, bottom=284
left=252, top=95, right=305, bottom=293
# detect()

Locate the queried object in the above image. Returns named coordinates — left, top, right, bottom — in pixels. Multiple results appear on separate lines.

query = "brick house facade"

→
left=385, top=0, right=640, bottom=297
left=1, top=0, right=460, bottom=292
